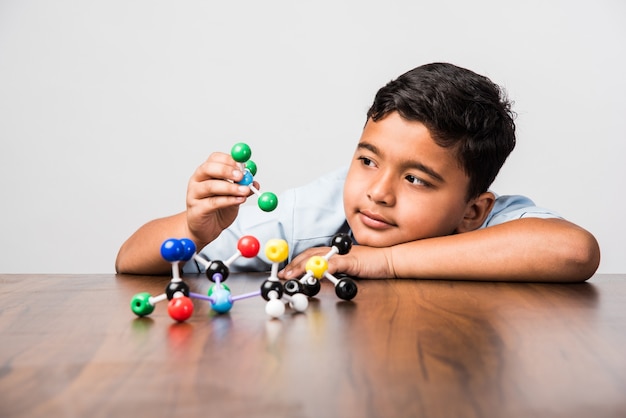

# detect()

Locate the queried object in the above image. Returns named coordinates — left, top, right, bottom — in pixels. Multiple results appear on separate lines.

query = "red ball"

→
left=237, top=235, right=260, bottom=258
left=167, top=296, right=194, bottom=322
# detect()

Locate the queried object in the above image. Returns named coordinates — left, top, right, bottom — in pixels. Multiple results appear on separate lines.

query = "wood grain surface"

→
left=0, top=273, right=624, bottom=418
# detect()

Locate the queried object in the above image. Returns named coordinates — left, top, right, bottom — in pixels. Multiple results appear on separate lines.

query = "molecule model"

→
left=231, top=142, right=278, bottom=212
left=292, top=233, right=358, bottom=301
left=130, top=235, right=309, bottom=322
left=194, top=237, right=308, bottom=318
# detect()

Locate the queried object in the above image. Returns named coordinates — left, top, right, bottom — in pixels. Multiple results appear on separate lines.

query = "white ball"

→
left=289, top=294, right=308, bottom=312
left=265, top=299, right=285, bottom=318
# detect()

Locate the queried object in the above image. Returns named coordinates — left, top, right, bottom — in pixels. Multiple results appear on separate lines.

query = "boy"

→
left=116, top=63, right=600, bottom=282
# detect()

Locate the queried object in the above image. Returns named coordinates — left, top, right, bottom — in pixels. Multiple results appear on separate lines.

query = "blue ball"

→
left=210, top=287, right=233, bottom=314
left=237, top=170, right=254, bottom=186
left=160, top=239, right=184, bottom=262
left=178, top=238, right=197, bottom=261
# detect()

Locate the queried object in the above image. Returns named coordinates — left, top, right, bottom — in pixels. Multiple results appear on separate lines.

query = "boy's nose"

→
left=367, top=174, right=396, bottom=206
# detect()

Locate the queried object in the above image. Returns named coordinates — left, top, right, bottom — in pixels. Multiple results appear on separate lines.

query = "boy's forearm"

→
left=389, top=218, right=600, bottom=282
left=115, top=212, right=196, bottom=275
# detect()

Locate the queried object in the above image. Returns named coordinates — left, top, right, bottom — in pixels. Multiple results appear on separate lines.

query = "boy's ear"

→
left=456, top=192, right=496, bottom=233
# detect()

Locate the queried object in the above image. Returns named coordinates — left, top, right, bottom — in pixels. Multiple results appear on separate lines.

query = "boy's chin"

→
left=351, top=231, right=401, bottom=248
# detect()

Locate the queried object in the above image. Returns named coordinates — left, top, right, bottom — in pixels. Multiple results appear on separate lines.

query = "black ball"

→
left=335, top=277, right=358, bottom=301
left=302, top=279, right=321, bottom=297
left=206, top=260, right=229, bottom=282
left=260, top=280, right=284, bottom=301
left=165, top=280, right=190, bottom=300
left=331, top=233, right=352, bottom=255
left=283, top=279, right=304, bottom=296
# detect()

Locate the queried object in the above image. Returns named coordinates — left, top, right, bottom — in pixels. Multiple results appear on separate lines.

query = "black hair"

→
left=367, top=62, right=516, bottom=200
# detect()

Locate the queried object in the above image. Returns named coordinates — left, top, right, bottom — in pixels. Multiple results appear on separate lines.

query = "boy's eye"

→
left=358, top=156, right=376, bottom=167
left=406, top=174, right=429, bottom=187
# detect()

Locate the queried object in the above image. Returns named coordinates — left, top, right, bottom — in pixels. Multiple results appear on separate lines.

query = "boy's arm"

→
left=281, top=218, right=600, bottom=282
left=115, top=212, right=192, bottom=275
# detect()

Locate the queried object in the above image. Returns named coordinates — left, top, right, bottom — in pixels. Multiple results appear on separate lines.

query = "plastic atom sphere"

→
left=335, top=276, right=358, bottom=301
left=260, top=280, right=284, bottom=301
left=283, top=279, right=303, bottom=295
left=130, top=292, right=155, bottom=316
left=245, top=160, right=257, bottom=176
left=237, top=235, right=261, bottom=258
left=168, top=296, right=194, bottom=322
left=231, top=142, right=252, bottom=163
left=160, top=238, right=184, bottom=262
left=265, top=239, right=289, bottom=263
left=160, top=238, right=196, bottom=262
left=165, top=280, right=190, bottom=300
left=306, top=256, right=328, bottom=279
left=178, top=238, right=197, bottom=260
left=208, top=282, right=231, bottom=295
left=331, top=234, right=353, bottom=255
left=265, top=298, right=286, bottom=318
left=207, top=261, right=230, bottom=282
left=209, top=285, right=234, bottom=314
left=288, top=293, right=309, bottom=312
left=238, top=170, right=254, bottom=186
left=302, top=279, right=321, bottom=297
left=258, top=192, right=278, bottom=212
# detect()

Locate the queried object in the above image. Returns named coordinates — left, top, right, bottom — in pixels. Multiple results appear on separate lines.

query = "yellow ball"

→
left=265, top=239, right=289, bottom=263
left=305, top=256, right=328, bottom=279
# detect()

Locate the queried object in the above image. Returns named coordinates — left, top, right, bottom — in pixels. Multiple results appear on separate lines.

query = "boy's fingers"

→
left=279, top=247, right=332, bottom=279
left=188, top=178, right=250, bottom=201
left=189, top=195, right=246, bottom=214
left=191, top=152, right=243, bottom=183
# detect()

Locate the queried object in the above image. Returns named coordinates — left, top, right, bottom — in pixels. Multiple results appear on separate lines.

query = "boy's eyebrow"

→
left=357, top=142, right=445, bottom=183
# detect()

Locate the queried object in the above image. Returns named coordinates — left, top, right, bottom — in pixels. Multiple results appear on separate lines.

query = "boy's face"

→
left=343, top=111, right=473, bottom=247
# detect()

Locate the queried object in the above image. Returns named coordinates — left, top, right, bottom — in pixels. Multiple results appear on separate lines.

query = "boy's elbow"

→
left=115, top=248, right=172, bottom=276
left=115, top=252, right=130, bottom=274
left=114, top=247, right=144, bottom=275
left=562, top=224, right=601, bottom=282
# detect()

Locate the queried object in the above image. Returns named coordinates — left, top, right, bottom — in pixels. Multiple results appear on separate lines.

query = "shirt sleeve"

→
left=482, top=194, right=562, bottom=228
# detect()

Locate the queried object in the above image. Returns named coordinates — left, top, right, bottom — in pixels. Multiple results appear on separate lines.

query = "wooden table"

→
left=0, top=273, right=625, bottom=418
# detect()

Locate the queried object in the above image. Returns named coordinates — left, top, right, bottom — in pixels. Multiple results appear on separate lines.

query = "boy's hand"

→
left=186, top=152, right=256, bottom=246
left=279, top=245, right=396, bottom=280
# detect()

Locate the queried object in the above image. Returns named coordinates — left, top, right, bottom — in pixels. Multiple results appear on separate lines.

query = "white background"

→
left=1, top=0, right=624, bottom=274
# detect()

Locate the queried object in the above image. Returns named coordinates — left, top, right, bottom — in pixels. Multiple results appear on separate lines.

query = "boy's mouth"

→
left=358, top=210, right=395, bottom=230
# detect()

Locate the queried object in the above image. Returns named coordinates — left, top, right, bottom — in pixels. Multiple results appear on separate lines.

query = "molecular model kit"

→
left=129, top=143, right=358, bottom=323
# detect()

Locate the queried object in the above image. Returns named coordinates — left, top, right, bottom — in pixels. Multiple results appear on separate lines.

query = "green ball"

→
left=208, top=283, right=230, bottom=296
left=258, top=192, right=278, bottom=212
left=245, top=160, right=257, bottom=176
left=231, top=142, right=251, bottom=163
left=130, top=292, right=155, bottom=316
